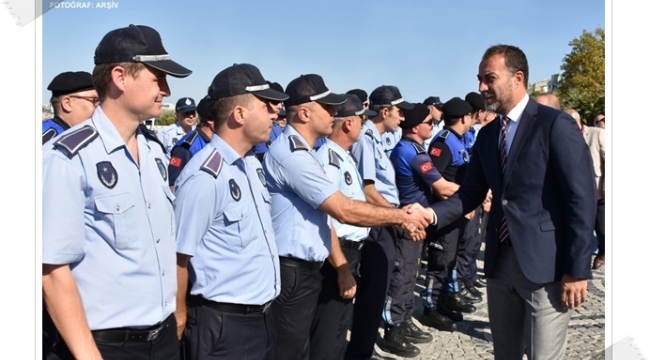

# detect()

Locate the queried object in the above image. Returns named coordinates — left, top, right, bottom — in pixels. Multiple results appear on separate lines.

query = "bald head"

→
left=564, top=108, right=582, bottom=129
left=535, top=93, right=561, bottom=110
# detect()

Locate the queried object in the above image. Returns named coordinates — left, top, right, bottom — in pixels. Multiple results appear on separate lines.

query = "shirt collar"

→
left=284, top=125, right=314, bottom=151
left=92, top=106, right=130, bottom=155
left=323, top=138, right=348, bottom=160
left=209, top=134, right=242, bottom=166
left=504, top=93, right=530, bottom=123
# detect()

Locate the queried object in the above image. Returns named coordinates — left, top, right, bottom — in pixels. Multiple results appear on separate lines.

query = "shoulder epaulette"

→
left=42, top=128, right=58, bottom=145
left=53, top=125, right=98, bottom=158
left=328, top=149, right=340, bottom=168
left=200, top=149, right=223, bottom=178
left=439, top=130, right=450, bottom=140
left=412, top=142, right=426, bottom=154
left=182, top=131, right=200, bottom=147
left=288, top=135, right=308, bottom=152
left=364, top=129, right=374, bottom=138
left=139, top=124, right=167, bottom=155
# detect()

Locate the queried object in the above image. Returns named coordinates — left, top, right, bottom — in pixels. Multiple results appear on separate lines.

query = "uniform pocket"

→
left=94, top=193, right=137, bottom=250
left=223, top=203, right=254, bottom=249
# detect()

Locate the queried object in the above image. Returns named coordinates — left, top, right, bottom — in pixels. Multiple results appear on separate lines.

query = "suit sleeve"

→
left=550, top=113, right=597, bottom=279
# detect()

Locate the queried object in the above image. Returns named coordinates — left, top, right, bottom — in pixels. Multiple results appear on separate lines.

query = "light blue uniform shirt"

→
left=42, top=106, right=176, bottom=330
left=381, top=127, right=402, bottom=158
left=262, top=125, right=339, bottom=262
left=157, top=122, right=189, bottom=155
left=315, top=139, right=370, bottom=242
left=350, top=120, right=399, bottom=207
left=174, top=135, right=280, bottom=305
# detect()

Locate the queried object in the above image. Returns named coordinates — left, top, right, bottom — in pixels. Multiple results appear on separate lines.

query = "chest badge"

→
left=96, top=161, right=118, bottom=189
left=257, top=168, right=267, bottom=187
left=155, top=158, right=167, bottom=181
left=344, top=171, right=353, bottom=185
left=229, top=179, right=242, bottom=201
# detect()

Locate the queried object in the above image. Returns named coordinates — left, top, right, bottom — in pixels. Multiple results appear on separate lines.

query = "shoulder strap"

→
left=200, top=149, right=223, bottom=178
left=328, top=149, right=340, bottom=168
left=288, top=135, right=308, bottom=152
left=53, top=125, right=98, bottom=158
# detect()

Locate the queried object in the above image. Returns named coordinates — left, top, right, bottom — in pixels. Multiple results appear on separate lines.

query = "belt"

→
left=196, top=296, right=272, bottom=315
left=91, top=314, right=172, bottom=343
left=339, top=238, right=364, bottom=250
left=279, top=256, right=323, bottom=271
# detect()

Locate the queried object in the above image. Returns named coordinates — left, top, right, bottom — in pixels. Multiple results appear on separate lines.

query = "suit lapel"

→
left=504, top=99, right=538, bottom=186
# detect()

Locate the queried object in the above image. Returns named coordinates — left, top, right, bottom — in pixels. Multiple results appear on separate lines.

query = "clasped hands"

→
left=399, top=203, right=434, bottom=241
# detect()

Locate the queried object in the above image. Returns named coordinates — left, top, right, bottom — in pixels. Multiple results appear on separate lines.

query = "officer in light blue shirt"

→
left=382, top=126, right=402, bottom=157
left=42, top=24, right=191, bottom=360
left=173, top=64, right=287, bottom=360
left=264, top=76, right=431, bottom=360
left=42, top=71, right=98, bottom=144
left=310, top=94, right=375, bottom=360
left=157, top=96, right=197, bottom=155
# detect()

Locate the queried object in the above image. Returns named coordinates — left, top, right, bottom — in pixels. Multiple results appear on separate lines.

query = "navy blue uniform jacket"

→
left=431, top=99, right=596, bottom=284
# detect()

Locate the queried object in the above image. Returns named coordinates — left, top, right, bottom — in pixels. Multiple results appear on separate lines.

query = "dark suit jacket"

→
left=432, top=98, right=596, bottom=284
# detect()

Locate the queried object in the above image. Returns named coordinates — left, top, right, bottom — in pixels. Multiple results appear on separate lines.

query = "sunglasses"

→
left=69, top=95, right=99, bottom=106
left=422, top=119, right=435, bottom=125
left=182, top=111, right=197, bottom=117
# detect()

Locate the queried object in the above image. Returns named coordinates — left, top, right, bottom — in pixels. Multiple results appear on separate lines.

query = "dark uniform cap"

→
left=400, top=103, right=431, bottom=129
left=369, top=85, right=414, bottom=110
left=346, top=89, right=368, bottom=103
left=196, top=95, right=213, bottom=120
left=267, top=81, right=285, bottom=94
left=175, top=97, right=196, bottom=112
left=94, top=24, right=192, bottom=78
left=423, top=96, right=444, bottom=108
left=465, top=92, right=486, bottom=111
left=209, top=63, right=289, bottom=102
left=284, top=74, right=347, bottom=107
left=335, top=94, right=377, bottom=118
left=47, top=71, right=95, bottom=97
left=442, top=97, right=473, bottom=119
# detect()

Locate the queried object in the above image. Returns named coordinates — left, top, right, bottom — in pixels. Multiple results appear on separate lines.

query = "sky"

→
left=41, top=0, right=604, bottom=106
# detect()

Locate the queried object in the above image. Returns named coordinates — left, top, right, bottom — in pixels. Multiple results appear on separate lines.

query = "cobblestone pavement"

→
left=368, top=250, right=605, bottom=360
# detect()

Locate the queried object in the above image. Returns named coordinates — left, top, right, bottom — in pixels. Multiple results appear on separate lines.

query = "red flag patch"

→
left=430, top=147, right=442, bottom=157
left=170, top=157, right=182, bottom=167
left=419, top=162, right=433, bottom=173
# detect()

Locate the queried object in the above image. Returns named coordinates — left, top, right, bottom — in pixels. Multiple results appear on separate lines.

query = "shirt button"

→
left=502, top=200, right=508, bottom=206
left=156, top=239, right=160, bottom=243
left=164, top=302, right=168, bottom=307
left=148, top=203, right=151, bottom=209
left=162, top=271, right=165, bottom=276
left=116, top=205, right=120, bottom=211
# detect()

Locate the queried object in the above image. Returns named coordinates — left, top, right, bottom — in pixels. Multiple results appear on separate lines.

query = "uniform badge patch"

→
left=172, top=137, right=178, bottom=145
left=386, top=137, right=391, bottom=145
left=257, top=168, right=267, bottom=187
left=96, top=161, right=118, bottom=189
left=430, top=147, right=442, bottom=157
left=170, top=156, right=182, bottom=167
left=344, top=171, right=353, bottom=185
left=155, top=158, right=167, bottom=181
left=229, top=179, right=241, bottom=201
left=420, top=162, right=433, bottom=173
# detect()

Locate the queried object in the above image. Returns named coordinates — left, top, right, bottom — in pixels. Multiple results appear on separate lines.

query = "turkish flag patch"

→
left=419, top=162, right=433, bottom=173
left=430, top=147, right=442, bottom=157
left=170, top=157, right=182, bottom=167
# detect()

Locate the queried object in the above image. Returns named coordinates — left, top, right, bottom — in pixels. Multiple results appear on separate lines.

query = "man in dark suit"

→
left=424, top=45, right=596, bottom=359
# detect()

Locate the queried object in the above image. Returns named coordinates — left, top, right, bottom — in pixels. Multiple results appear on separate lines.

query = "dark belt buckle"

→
left=261, top=301, right=272, bottom=314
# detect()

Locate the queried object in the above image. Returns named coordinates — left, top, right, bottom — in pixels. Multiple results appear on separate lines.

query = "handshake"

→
left=399, top=203, right=435, bottom=241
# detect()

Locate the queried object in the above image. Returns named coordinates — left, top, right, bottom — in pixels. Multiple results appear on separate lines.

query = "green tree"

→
left=158, top=110, right=175, bottom=126
left=557, top=28, right=605, bottom=121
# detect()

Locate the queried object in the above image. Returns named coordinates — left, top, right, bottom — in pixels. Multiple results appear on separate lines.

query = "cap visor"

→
left=143, top=60, right=192, bottom=78
left=315, top=92, right=348, bottom=106
left=253, top=88, right=289, bottom=102
left=177, top=105, right=197, bottom=112
left=395, top=100, right=415, bottom=110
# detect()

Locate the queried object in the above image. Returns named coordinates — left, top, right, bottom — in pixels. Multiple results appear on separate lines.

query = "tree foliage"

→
left=557, top=28, right=605, bottom=121
left=158, top=110, right=176, bottom=126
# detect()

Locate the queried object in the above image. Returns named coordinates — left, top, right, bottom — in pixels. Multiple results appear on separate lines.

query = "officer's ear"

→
left=59, top=95, right=73, bottom=114
left=231, top=104, right=248, bottom=126
left=295, top=104, right=311, bottom=124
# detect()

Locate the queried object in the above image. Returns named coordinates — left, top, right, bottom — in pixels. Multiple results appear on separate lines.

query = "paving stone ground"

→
left=364, top=246, right=605, bottom=360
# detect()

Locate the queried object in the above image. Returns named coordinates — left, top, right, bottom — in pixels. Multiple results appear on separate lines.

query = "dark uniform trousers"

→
left=345, top=226, right=397, bottom=360
left=184, top=297, right=275, bottom=360
left=46, top=314, right=178, bottom=360
left=385, top=229, right=422, bottom=325
left=456, top=208, right=482, bottom=287
left=310, top=239, right=363, bottom=360
left=595, top=199, right=605, bottom=256
left=424, top=218, right=466, bottom=306
left=272, top=257, right=323, bottom=360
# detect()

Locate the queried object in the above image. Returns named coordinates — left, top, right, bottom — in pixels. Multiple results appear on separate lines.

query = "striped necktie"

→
left=499, top=116, right=510, bottom=243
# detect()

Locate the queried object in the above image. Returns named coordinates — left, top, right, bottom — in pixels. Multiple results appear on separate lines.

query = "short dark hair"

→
left=482, top=44, right=529, bottom=86
left=208, top=94, right=252, bottom=126
left=92, top=62, right=146, bottom=101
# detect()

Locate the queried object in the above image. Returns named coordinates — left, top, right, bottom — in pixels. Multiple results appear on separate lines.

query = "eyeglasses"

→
left=69, top=95, right=99, bottom=106
left=422, top=119, right=435, bottom=125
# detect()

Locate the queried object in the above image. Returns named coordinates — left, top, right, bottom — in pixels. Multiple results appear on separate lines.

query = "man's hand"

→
left=560, top=274, right=588, bottom=310
left=336, top=267, right=357, bottom=299
left=402, top=203, right=433, bottom=228
left=174, top=309, right=186, bottom=342
left=464, top=209, right=476, bottom=221
left=482, top=191, right=492, bottom=213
